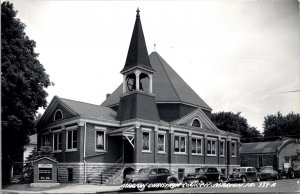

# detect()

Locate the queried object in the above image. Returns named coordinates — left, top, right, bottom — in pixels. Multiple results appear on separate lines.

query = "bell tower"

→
left=116, top=9, right=159, bottom=122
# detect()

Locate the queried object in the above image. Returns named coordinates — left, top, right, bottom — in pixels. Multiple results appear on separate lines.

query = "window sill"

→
left=192, top=153, right=203, bottom=156
left=66, top=149, right=77, bottom=152
left=158, top=151, right=166, bottom=154
left=142, top=150, right=152, bottom=153
left=53, top=150, right=62, bottom=153
left=207, top=154, right=217, bottom=157
left=174, top=152, right=187, bottom=155
left=95, top=150, right=107, bottom=153
left=220, top=155, right=226, bottom=157
left=232, top=155, right=237, bottom=158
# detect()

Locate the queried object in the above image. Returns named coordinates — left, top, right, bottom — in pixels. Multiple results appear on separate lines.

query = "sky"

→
left=8, top=0, right=300, bottom=133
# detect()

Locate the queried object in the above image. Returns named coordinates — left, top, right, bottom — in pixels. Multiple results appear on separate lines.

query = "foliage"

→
left=263, top=112, right=300, bottom=141
left=1, top=2, right=51, bottom=183
left=23, top=146, right=55, bottom=183
left=211, top=111, right=262, bottom=142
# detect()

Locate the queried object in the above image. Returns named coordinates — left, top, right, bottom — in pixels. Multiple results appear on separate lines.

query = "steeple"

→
left=121, top=8, right=154, bottom=74
left=116, top=9, right=160, bottom=122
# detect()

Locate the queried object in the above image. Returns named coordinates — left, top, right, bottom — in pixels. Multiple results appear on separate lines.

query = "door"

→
left=123, top=139, right=134, bottom=163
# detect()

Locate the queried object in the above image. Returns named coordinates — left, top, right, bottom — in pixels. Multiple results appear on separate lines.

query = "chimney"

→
left=106, top=93, right=111, bottom=99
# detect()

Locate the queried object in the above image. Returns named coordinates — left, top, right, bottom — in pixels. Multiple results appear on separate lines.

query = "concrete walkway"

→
left=2, top=184, right=122, bottom=194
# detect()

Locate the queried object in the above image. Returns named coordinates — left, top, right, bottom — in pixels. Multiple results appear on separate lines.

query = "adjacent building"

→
left=37, top=9, right=240, bottom=183
left=240, top=138, right=297, bottom=170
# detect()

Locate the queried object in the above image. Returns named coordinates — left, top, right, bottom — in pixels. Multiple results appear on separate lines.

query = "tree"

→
left=263, top=112, right=300, bottom=141
left=1, top=2, right=51, bottom=184
left=211, top=111, right=262, bottom=143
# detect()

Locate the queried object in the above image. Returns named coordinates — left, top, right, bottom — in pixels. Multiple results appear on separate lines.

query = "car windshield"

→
left=235, top=168, right=246, bottom=172
left=261, top=166, right=272, bottom=171
left=138, top=168, right=150, bottom=175
left=294, top=163, right=300, bottom=170
left=195, top=168, right=206, bottom=173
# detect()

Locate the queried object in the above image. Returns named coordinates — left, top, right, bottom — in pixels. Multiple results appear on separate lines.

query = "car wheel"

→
left=242, top=176, right=247, bottom=183
left=136, top=183, right=146, bottom=192
left=168, top=179, right=175, bottom=190
left=256, top=176, right=260, bottom=182
left=198, top=179, right=206, bottom=184
left=290, top=171, right=295, bottom=179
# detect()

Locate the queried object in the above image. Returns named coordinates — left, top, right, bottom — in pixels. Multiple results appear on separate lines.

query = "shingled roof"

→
left=121, top=8, right=154, bottom=73
left=101, top=52, right=212, bottom=111
left=240, top=139, right=295, bottom=154
left=59, top=97, right=117, bottom=121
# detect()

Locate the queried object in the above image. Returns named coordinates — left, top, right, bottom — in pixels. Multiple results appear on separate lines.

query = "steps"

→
left=98, top=166, right=124, bottom=185
left=11, top=175, right=22, bottom=183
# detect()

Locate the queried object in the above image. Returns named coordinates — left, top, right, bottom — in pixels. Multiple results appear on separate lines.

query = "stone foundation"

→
left=57, top=162, right=240, bottom=184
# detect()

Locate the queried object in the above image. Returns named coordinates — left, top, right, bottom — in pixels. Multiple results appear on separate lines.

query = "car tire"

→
left=198, top=179, right=206, bottom=184
left=290, top=171, right=295, bottom=179
left=136, top=183, right=146, bottom=192
left=242, top=176, right=247, bottom=183
left=168, top=179, right=175, bottom=190
left=256, top=176, right=260, bottom=182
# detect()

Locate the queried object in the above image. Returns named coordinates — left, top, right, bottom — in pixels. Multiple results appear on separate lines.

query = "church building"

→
left=37, top=9, right=240, bottom=184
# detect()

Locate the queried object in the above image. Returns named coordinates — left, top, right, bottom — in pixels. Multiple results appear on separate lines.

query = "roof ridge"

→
left=155, top=52, right=181, bottom=102
left=60, top=97, right=101, bottom=107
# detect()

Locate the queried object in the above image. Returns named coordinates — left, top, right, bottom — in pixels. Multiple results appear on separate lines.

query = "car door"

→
left=246, top=168, right=254, bottom=181
left=158, top=168, right=168, bottom=183
left=148, top=168, right=159, bottom=183
left=210, top=168, right=220, bottom=181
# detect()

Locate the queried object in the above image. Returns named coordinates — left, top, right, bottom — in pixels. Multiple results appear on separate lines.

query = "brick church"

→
left=37, top=9, right=240, bottom=183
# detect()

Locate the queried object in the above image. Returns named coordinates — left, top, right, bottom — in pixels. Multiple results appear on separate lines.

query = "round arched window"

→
left=192, top=119, right=201, bottom=127
left=54, top=110, right=63, bottom=121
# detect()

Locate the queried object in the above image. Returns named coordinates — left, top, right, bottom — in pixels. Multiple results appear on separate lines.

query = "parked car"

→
left=279, top=163, right=295, bottom=179
left=183, top=167, right=227, bottom=184
left=258, top=166, right=280, bottom=180
left=228, top=167, right=260, bottom=183
left=122, top=167, right=179, bottom=192
left=292, top=162, right=300, bottom=178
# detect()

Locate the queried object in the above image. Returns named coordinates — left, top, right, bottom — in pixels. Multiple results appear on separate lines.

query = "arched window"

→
left=192, top=119, right=201, bottom=128
left=54, top=109, right=63, bottom=121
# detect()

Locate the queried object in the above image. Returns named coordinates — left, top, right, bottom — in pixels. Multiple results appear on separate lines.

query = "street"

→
left=119, top=178, right=300, bottom=193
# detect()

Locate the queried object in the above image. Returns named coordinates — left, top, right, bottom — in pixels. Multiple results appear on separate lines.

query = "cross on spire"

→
left=136, top=7, right=140, bottom=17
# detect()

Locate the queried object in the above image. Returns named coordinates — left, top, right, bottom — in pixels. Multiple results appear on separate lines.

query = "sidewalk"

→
left=2, top=184, right=122, bottom=194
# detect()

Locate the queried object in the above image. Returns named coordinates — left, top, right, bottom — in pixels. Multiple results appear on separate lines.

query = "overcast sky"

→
left=8, top=0, right=300, bottom=132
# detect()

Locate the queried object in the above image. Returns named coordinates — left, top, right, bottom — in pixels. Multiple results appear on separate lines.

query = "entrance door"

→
left=123, top=139, right=134, bottom=163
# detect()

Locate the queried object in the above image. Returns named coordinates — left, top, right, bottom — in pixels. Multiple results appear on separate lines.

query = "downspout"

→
left=83, top=122, right=87, bottom=183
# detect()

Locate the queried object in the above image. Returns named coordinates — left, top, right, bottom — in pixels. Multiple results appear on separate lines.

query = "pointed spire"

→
left=121, top=9, right=154, bottom=74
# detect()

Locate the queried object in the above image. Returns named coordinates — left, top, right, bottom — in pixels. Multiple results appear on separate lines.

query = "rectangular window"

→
left=67, top=129, right=77, bottom=151
left=174, top=134, right=186, bottom=154
left=192, top=137, right=202, bottom=155
left=220, top=141, right=225, bottom=156
left=41, top=135, right=50, bottom=147
left=259, top=156, right=263, bottom=167
left=207, top=139, right=217, bottom=156
left=53, top=133, right=62, bottom=151
left=231, top=141, right=237, bottom=157
left=95, top=131, right=106, bottom=151
left=157, top=134, right=165, bottom=153
left=142, top=132, right=150, bottom=151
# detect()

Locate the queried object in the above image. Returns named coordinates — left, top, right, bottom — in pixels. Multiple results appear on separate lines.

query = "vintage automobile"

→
left=228, top=167, right=260, bottom=183
left=292, top=162, right=300, bottom=178
left=122, top=167, right=179, bottom=192
left=258, top=166, right=280, bottom=180
left=279, top=162, right=295, bottom=179
left=183, top=167, right=227, bottom=184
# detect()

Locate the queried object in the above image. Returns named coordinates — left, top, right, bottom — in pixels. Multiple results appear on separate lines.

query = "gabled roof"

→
left=121, top=9, right=154, bottom=73
left=240, top=139, right=295, bottom=154
left=60, top=97, right=117, bottom=121
left=101, top=52, right=212, bottom=111
left=38, top=96, right=117, bottom=126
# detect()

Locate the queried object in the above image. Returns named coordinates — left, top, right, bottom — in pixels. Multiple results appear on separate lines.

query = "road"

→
left=119, top=178, right=300, bottom=193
